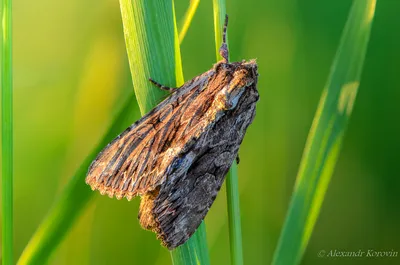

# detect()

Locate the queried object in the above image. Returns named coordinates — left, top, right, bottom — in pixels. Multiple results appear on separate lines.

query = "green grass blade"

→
left=170, top=222, right=209, bottom=265
left=1, top=0, right=13, bottom=264
left=272, top=1, right=377, bottom=265
left=119, top=0, right=210, bottom=264
left=119, top=0, right=183, bottom=113
left=178, top=0, right=200, bottom=44
left=17, top=98, right=139, bottom=265
left=213, top=2, right=244, bottom=265
left=212, top=0, right=228, bottom=62
left=225, top=163, right=243, bottom=265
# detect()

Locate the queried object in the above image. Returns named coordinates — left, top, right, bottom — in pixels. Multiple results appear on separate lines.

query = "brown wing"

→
left=85, top=71, right=216, bottom=200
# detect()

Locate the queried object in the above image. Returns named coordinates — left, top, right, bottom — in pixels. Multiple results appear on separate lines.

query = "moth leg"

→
left=219, top=14, right=229, bottom=63
left=149, top=78, right=176, bottom=92
left=236, top=154, right=240, bottom=164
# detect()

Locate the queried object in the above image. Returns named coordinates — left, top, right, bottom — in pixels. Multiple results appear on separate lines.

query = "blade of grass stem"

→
left=119, top=0, right=183, bottom=112
left=170, top=222, right=210, bottom=265
left=1, top=0, right=13, bottom=264
left=178, top=0, right=200, bottom=44
left=170, top=222, right=209, bottom=265
left=119, top=0, right=210, bottom=264
left=213, top=0, right=228, bottom=61
left=272, top=1, right=376, bottom=264
left=225, top=163, right=243, bottom=265
left=213, top=2, right=244, bottom=265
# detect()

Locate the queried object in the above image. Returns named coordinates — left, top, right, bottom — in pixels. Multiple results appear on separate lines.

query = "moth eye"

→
left=172, top=158, right=182, bottom=168
left=167, top=157, right=184, bottom=174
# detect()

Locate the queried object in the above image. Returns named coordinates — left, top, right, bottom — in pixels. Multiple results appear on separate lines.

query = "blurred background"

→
left=2, top=0, right=400, bottom=264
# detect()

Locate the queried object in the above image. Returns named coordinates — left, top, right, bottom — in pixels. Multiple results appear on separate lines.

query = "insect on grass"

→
left=86, top=14, right=259, bottom=249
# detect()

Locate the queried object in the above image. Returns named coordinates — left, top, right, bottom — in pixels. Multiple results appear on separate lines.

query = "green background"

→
left=2, top=0, right=400, bottom=264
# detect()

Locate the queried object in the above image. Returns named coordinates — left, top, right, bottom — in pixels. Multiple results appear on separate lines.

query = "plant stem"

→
left=213, top=1, right=244, bottom=265
left=225, top=164, right=243, bottom=265
left=119, top=0, right=183, bottom=113
left=213, top=0, right=228, bottom=61
left=2, top=0, right=14, bottom=264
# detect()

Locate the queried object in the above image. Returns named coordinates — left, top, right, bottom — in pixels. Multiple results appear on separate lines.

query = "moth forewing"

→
left=85, top=14, right=259, bottom=249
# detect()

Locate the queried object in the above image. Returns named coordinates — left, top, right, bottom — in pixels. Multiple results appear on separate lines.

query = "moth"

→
left=86, top=15, right=259, bottom=249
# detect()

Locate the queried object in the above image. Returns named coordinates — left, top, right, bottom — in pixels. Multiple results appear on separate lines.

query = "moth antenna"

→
left=149, top=78, right=176, bottom=92
left=222, top=14, right=228, bottom=44
left=219, top=14, right=229, bottom=63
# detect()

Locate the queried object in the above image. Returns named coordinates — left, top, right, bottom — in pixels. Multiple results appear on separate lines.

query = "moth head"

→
left=243, top=59, right=258, bottom=80
left=221, top=60, right=258, bottom=110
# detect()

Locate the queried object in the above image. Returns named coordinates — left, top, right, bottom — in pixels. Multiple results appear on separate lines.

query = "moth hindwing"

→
left=86, top=14, right=259, bottom=249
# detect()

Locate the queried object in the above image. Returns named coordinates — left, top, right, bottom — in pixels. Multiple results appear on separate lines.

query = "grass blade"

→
left=213, top=2, right=244, bottom=265
left=119, top=0, right=183, bottom=113
left=170, top=222, right=209, bottom=265
left=225, top=164, right=243, bottom=265
left=272, top=1, right=377, bottom=264
left=178, top=0, right=200, bottom=44
left=119, top=0, right=210, bottom=264
left=212, top=0, right=228, bottom=61
left=1, top=0, right=13, bottom=264
left=171, top=221, right=210, bottom=265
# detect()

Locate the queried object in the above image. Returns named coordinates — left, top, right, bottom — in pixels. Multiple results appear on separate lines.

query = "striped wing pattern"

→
left=85, top=71, right=218, bottom=200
